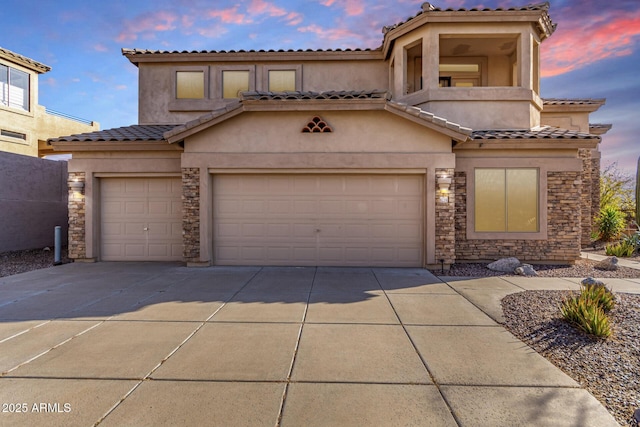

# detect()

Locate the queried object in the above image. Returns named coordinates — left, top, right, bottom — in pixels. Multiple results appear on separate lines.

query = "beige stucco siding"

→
left=184, top=110, right=453, bottom=154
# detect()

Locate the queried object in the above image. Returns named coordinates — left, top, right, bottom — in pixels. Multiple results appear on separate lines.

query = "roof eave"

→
left=456, top=138, right=600, bottom=151
left=49, top=140, right=181, bottom=152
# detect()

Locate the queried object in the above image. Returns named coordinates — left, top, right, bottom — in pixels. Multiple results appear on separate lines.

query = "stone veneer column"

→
left=579, top=149, right=593, bottom=246
left=182, top=168, right=200, bottom=262
left=434, top=168, right=455, bottom=266
left=67, top=172, right=86, bottom=259
left=591, top=153, right=601, bottom=226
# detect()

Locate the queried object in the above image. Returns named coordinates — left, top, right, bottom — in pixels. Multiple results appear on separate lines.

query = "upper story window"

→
left=176, top=71, right=205, bottom=99
left=222, top=70, right=250, bottom=99
left=404, top=41, right=422, bottom=94
left=439, top=35, right=518, bottom=88
left=439, top=62, right=482, bottom=87
left=268, top=70, right=296, bottom=92
left=0, top=64, right=30, bottom=111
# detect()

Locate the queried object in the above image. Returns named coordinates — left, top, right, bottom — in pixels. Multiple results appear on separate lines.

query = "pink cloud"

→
left=116, top=10, right=178, bottom=42
left=207, top=6, right=252, bottom=24
left=297, top=23, right=363, bottom=43
left=320, top=0, right=365, bottom=16
left=250, top=0, right=287, bottom=17
left=542, top=10, right=640, bottom=78
left=93, top=43, right=109, bottom=52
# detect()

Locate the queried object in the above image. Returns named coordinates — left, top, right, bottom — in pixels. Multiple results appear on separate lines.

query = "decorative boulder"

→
left=514, top=264, right=538, bottom=277
left=487, top=257, right=521, bottom=273
left=581, top=277, right=605, bottom=286
left=594, top=256, right=619, bottom=271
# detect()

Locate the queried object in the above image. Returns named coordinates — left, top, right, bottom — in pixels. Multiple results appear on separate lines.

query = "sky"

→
left=4, top=0, right=640, bottom=172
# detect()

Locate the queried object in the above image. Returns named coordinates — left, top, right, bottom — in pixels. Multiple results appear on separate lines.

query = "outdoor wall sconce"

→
left=69, top=180, right=85, bottom=191
left=437, top=176, right=452, bottom=203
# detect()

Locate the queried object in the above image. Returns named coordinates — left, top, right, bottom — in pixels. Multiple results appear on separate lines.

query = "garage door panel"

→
left=213, top=174, right=424, bottom=267
left=101, top=178, right=182, bottom=261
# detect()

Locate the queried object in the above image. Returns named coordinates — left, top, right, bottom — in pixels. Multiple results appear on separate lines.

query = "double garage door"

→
left=213, top=174, right=424, bottom=267
left=100, top=175, right=424, bottom=266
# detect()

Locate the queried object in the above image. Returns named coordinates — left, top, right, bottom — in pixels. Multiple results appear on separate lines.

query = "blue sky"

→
left=5, top=0, right=640, bottom=172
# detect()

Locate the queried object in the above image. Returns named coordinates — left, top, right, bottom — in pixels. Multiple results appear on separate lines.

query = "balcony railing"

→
left=45, top=108, right=94, bottom=126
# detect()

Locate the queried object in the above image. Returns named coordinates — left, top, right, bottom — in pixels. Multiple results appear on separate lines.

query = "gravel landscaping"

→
left=0, top=247, right=70, bottom=278
left=503, top=290, right=640, bottom=427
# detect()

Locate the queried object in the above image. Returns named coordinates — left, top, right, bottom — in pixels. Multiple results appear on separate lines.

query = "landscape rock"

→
left=514, top=264, right=538, bottom=277
left=581, top=277, right=605, bottom=286
left=487, top=257, right=521, bottom=273
left=594, top=256, right=619, bottom=271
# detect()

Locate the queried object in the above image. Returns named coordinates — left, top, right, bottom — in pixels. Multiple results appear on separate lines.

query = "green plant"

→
left=580, top=283, right=615, bottom=312
left=605, top=240, right=635, bottom=257
left=560, top=296, right=612, bottom=338
left=596, top=205, right=626, bottom=242
left=560, top=283, right=615, bottom=338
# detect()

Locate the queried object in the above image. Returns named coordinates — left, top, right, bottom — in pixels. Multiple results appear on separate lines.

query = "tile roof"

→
left=383, top=2, right=555, bottom=34
left=543, top=98, right=606, bottom=106
left=385, top=101, right=472, bottom=137
left=48, top=125, right=179, bottom=143
left=240, top=90, right=390, bottom=101
left=471, top=127, right=600, bottom=140
left=122, top=47, right=379, bottom=56
left=0, top=46, right=50, bottom=73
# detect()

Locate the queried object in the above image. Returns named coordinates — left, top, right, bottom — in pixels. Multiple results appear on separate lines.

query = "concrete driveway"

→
left=0, top=262, right=628, bottom=426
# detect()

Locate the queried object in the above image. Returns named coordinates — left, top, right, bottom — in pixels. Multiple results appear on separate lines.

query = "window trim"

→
left=0, top=63, right=31, bottom=112
left=168, top=66, right=211, bottom=111
left=465, top=163, right=548, bottom=240
left=216, top=65, right=256, bottom=99
left=260, top=64, right=301, bottom=92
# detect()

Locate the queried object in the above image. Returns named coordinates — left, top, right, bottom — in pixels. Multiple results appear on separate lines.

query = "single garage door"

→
left=213, top=174, right=424, bottom=267
left=101, top=177, right=182, bottom=261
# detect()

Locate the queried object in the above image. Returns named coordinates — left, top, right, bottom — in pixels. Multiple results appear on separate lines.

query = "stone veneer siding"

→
left=435, top=168, right=455, bottom=265
left=591, top=154, right=601, bottom=227
left=182, top=168, right=200, bottom=261
left=455, top=171, right=582, bottom=262
left=579, top=149, right=593, bottom=246
left=68, top=172, right=86, bottom=259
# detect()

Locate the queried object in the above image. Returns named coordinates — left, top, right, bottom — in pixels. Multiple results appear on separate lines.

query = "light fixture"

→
left=437, top=175, right=452, bottom=203
left=69, top=180, right=85, bottom=190
left=437, top=176, right=452, bottom=192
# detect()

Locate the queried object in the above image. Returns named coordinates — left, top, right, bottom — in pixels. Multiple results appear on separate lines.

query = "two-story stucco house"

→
left=0, top=47, right=99, bottom=157
left=50, top=2, right=610, bottom=268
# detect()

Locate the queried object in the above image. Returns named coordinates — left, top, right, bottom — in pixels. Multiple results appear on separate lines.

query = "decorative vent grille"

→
left=302, top=116, right=332, bottom=133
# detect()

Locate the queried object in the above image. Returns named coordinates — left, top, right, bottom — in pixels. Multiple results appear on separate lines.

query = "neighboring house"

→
left=0, top=46, right=99, bottom=157
left=50, top=2, right=611, bottom=268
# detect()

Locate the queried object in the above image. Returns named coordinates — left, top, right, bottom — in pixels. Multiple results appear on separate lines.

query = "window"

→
left=439, top=62, right=481, bottom=87
left=222, top=70, right=250, bottom=99
left=475, top=168, right=538, bottom=232
left=0, top=64, right=30, bottom=111
left=176, top=71, right=204, bottom=99
left=268, top=70, right=296, bottom=92
left=404, top=41, right=422, bottom=94
left=1, top=129, right=26, bottom=140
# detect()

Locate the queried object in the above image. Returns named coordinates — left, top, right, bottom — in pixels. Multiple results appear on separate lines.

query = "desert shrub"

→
left=605, top=240, right=635, bottom=257
left=560, top=283, right=615, bottom=338
left=622, top=230, right=640, bottom=251
left=596, top=206, right=626, bottom=242
left=580, top=283, right=615, bottom=312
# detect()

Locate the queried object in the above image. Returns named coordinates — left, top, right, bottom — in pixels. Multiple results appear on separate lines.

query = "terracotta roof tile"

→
left=543, top=98, right=606, bottom=106
left=471, top=127, right=599, bottom=140
left=48, top=125, right=179, bottom=143
left=123, top=47, right=378, bottom=56
left=0, top=46, right=50, bottom=73
left=240, top=90, right=389, bottom=101
left=386, top=101, right=472, bottom=136
left=383, top=2, right=555, bottom=34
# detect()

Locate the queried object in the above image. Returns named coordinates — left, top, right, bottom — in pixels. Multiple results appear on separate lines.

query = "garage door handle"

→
left=316, top=229, right=321, bottom=232
left=143, top=227, right=149, bottom=231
